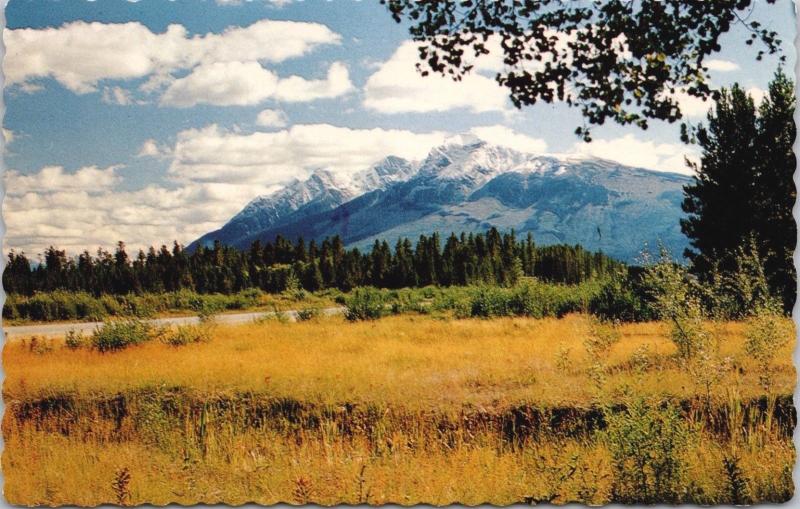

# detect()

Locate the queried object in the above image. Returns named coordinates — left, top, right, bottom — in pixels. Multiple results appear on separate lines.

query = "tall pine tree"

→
left=681, top=71, right=796, bottom=309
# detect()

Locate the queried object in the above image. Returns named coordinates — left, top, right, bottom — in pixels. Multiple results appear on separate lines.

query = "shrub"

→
left=744, top=303, right=792, bottom=392
left=196, top=305, right=217, bottom=324
left=390, top=289, right=429, bottom=315
left=469, top=286, right=510, bottom=318
left=4, top=289, right=265, bottom=323
left=700, top=238, right=776, bottom=320
left=64, top=329, right=87, bottom=350
left=584, top=318, right=621, bottom=392
left=27, top=335, right=54, bottom=355
left=589, top=275, right=653, bottom=322
left=463, top=281, right=597, bottom=319
left=606, top=399, right=692, bottom=504
left=296, top=306, right=321, bottom=322
left=344, top=287, right=387, bottom=321
left=722, top=454, right=752, bottom=505
left=160, top=324, right=210, bottom=347
left=91, top=318, right=153, bottom=352
left=75, top=298, right=110, bottom=322
left=289, top=288, right=308, bottom=301
left=641, top=251, right=709, bottom=360
left=508, top=284, right=543, bottom=318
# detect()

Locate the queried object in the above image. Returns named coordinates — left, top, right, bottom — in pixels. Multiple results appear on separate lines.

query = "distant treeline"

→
left=4, top=228, right=622, bottom=296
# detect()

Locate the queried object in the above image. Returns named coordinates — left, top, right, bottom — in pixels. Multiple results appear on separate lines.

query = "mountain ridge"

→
left=191, top=139, right=691, bottom=262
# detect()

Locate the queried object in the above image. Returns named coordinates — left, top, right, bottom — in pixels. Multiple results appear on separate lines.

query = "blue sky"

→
left=3, top=0, right=796, bottom=256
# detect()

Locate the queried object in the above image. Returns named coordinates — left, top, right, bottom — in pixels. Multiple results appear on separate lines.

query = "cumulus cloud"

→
left=5, top=124, right=453, bottom=254
left=2, top=163, right=288, bottom=254
left=364, top=41, right=509, bottom=114
left=5, top=122, right=704, bottom=255
left=256, top=109, right=288, bottom=128
left=274, top=62, right=354, bottom=102
left=138, top=139, right=173, bottom=158
left=570, top=134, right=698, bottom=174
left=705, top=59, right=740, bottom=72
left=160, top=61, right=352, bottom=107
left=5, top=19, right=341, bottom=95
left=169, top=123, right=448, bottom=186
left=468, top=125, right=547, bottom=154
left=4, top=179, right=280, bottom=256
left=672, top=90, right=713, bottom=118
left=5, top=165, right=122, bottom=195
left=161, top=61, right=280, bottom=107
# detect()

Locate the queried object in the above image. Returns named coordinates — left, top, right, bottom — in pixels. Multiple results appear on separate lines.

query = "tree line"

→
left=3, top=228, right=622, bottom=296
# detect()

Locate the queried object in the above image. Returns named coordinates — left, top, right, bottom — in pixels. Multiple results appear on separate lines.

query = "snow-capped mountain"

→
left=192, top=138, right=691, bottom=261
left=189, top=156, right=417, bottom=250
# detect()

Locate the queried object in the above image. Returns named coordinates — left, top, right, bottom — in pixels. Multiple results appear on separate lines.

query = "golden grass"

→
left=3, top=313, right=795, bottom=505
left=4, top=314, right=794, bottom=408
left=4, top=414, right=793, bottom=506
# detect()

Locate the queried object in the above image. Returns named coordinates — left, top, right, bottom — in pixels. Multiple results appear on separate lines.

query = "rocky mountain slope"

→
left=192, top=137, right=691, bottom=262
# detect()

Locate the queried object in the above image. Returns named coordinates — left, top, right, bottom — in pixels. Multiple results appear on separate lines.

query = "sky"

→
left=2, top=0, right=796, bottom=257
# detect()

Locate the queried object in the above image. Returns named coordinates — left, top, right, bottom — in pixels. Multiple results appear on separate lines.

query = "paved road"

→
left=3, top=307, right=345, bottom=339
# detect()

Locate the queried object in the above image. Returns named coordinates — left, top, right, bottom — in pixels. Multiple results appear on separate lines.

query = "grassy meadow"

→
left=3, top=313, right=796, bottom=505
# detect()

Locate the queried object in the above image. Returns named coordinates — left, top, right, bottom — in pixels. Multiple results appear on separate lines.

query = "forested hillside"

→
left=4, top=228, right=621, bottom=296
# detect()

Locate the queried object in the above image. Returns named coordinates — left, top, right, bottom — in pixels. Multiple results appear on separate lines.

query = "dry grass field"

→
left=3, top=314, right=796, bottom=505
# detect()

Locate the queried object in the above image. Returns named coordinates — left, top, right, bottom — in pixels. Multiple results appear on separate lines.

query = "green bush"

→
left=160, top=324, right=210, bottom=347
left=389, top=289, right=428, bottom=315
left=744, top=303, right=792, bottom=392
left=296, top=306, right=321, bottom=321
left=64, top=329, right=87, bottom=350
left=459, top=281, right=597, bottom=319
left=589, top=276, right=653, bottom=322
left=4, top=289, right=265, bottom=323
left=344, top=287, right=387, bottom=321
left=605, top=399, right=692, bottom=504
left=91, top=318, right=154, bottom=352
left=469, top=286, right=510, bottom=318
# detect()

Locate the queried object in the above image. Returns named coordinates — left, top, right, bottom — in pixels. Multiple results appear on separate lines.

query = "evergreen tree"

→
left=681, top=84, right=759, bottom=275
left=754, top=70, right=796, bottom=309
left=682, top=71, right=796, bottom=309
left=4, top=228, right=622, bottom=295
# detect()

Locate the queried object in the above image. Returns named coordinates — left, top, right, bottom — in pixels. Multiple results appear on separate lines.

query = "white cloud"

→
left=469, top=125, right=547, bottom=154
left=160, top=61, right=352, bottom=107
left=3, top=129, right=15, bottom=145
left=5, top=165, right=122, bottom=195
left=363, top=41, right=509, bottom=114
left=274, top=62, right=353, bottom=102
left=137, top=139, right=172, bottom=158
left=4, top=124, right=451, bottom=255
left=256, top=109, right=288, bottom=128
left=3, top=179, right=279, bottom=256
left=747, top=86, right=766, bottom=106
left=101, top=86, right=136, bottom=105
left=5, top=123, right=702, bottom=255
left=161, top=61, right=279, bottom=107
left=570, top=134, right=698, bottom=174
left=672, top=90, right=713, bottom=118
left=705, top=59, right=740, bottom=72
left=6, top=19, right=341, bottom=94
left=169, top=123, right=448, bottom=186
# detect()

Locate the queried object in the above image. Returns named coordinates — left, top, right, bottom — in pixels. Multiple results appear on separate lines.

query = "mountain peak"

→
left=192, top=138, right=692, bottom=260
